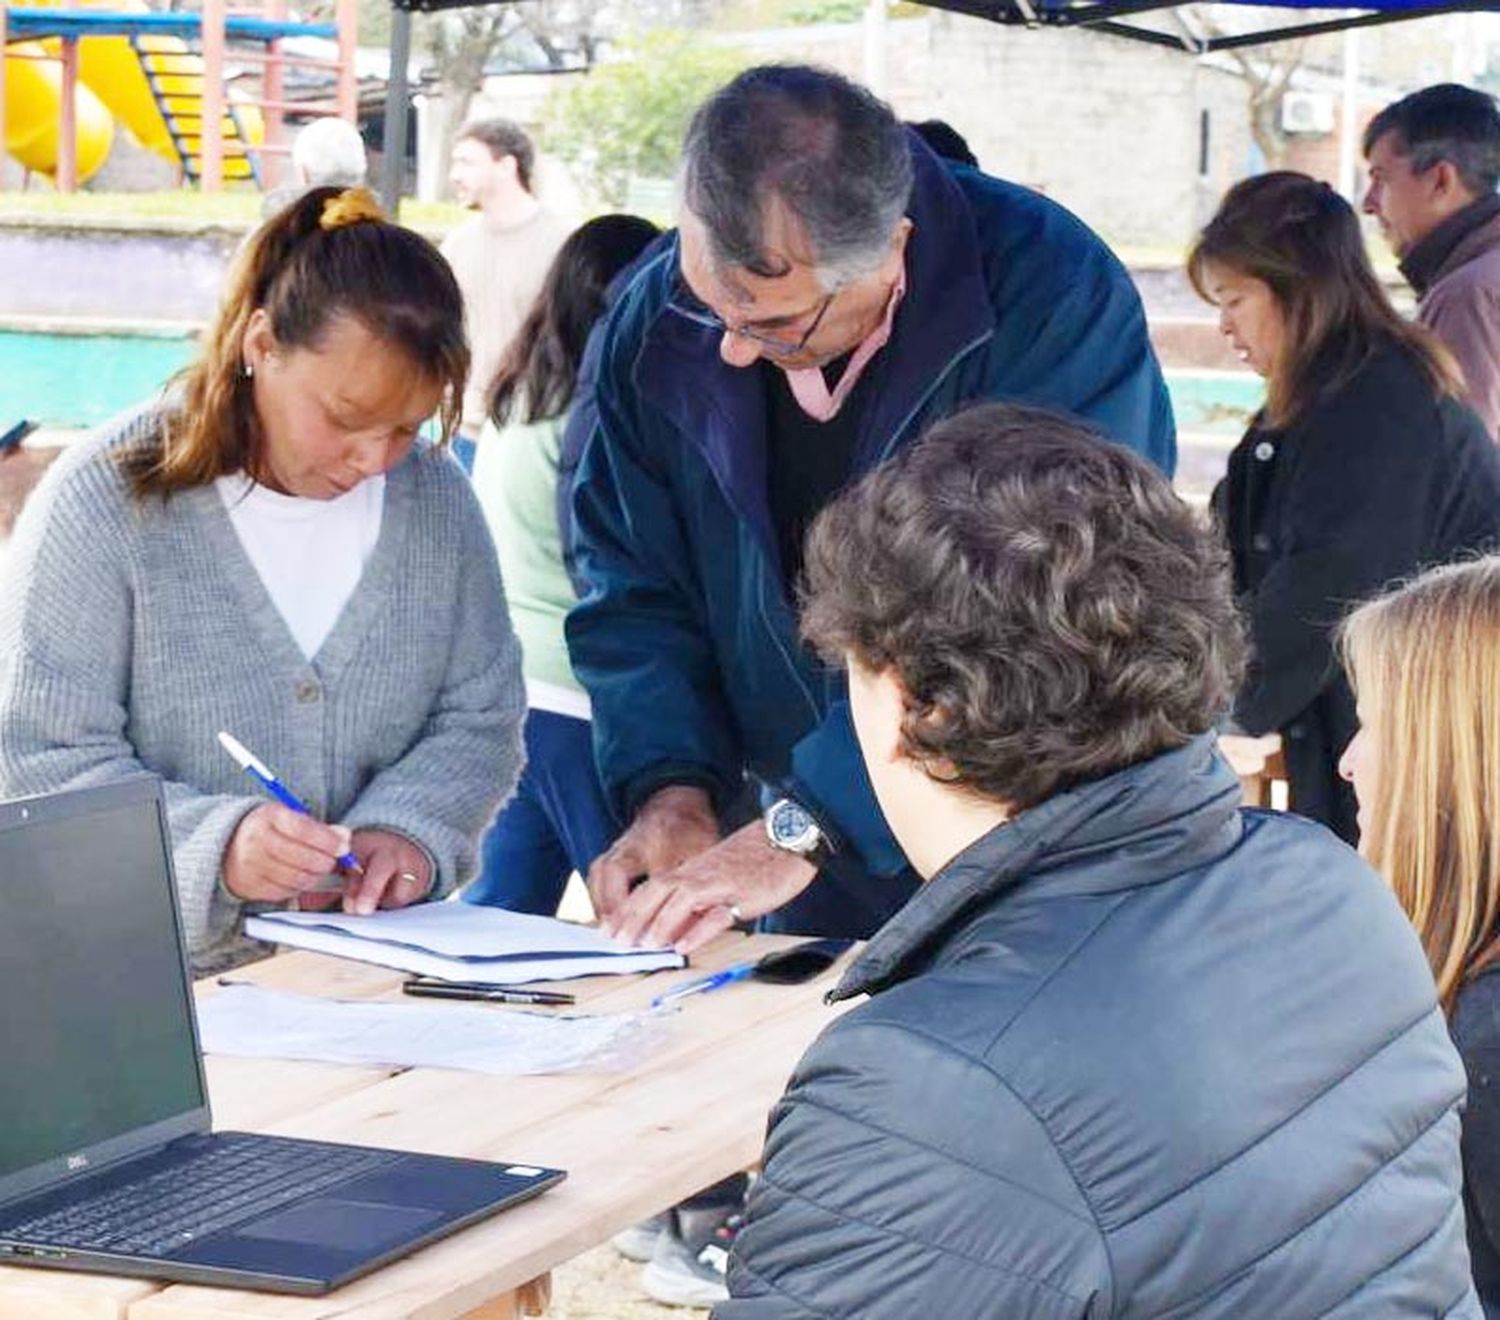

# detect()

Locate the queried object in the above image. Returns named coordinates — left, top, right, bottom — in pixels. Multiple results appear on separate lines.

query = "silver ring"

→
left=728, top=903, right=745, bottom=924
left=396, top=871, right=421, bottom=887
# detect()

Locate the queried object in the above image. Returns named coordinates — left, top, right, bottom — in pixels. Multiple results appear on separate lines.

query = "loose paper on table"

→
left=198, top=984, right=654, bottom=1074
left=245, top=902, right=685, bottom=984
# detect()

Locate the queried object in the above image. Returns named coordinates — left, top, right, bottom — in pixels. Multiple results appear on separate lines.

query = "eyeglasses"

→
left=667, top=281, right=835, bottom=357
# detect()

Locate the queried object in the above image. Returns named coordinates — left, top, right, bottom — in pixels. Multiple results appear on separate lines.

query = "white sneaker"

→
left=611, top=1212, right=669, bottom=1263
left=639, top=1209, right=741, bottom=1308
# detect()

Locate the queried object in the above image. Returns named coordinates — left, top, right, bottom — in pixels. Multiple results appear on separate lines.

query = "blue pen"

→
left=217, top=730, right=363, bottom=876
left=650, top=960, right=757, bottom=1010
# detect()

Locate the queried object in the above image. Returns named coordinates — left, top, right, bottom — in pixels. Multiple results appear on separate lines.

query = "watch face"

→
left=769, top=800, right=817, bottom=850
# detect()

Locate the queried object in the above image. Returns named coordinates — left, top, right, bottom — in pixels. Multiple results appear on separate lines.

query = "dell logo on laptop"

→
left=66, top=1154, right=88, bottom=1172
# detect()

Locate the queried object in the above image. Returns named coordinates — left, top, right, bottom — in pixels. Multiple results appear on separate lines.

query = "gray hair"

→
left=292, top=117, right=368, bottom=189
left=679, top=65, right=914, bottom=291
left=1363, top=83, right=1500, bottom=199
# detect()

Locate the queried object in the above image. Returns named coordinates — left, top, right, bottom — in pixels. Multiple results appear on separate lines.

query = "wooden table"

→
left=0, top=933, right=853, bottom=1320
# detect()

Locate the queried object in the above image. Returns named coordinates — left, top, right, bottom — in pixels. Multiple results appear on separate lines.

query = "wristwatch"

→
left=763, top=797, right=830, bottom=863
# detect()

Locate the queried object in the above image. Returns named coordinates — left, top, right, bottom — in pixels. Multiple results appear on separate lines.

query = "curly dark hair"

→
left=800, top=403, right=1246, bottom=810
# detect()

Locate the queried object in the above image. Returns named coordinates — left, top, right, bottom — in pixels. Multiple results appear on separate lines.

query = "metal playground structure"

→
left=0, top=0, right=357, bottom=192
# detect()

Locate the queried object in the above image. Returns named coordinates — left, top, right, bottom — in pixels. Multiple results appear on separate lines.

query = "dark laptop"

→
left=0, top=777, right=565, bottom=1295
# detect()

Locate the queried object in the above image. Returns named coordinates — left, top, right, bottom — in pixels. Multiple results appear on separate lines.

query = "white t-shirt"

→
left=215, top=472, right=385, bottom=661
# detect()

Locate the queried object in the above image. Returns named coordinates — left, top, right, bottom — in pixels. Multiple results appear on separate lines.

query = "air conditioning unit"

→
left=1281, top=91, right=1336, bottom=135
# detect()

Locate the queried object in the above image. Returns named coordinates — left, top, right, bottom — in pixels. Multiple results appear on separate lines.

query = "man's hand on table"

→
left=603, top=818, right=819, bottom=955
left=587, top=785, right=722, bottom=921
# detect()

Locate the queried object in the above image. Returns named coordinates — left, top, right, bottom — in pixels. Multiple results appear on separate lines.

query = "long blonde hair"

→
left=1339, top=557, right=1500, bottom=1012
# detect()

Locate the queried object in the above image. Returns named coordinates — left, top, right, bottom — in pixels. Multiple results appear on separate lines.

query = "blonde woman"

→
left=1340, top=556, right=1500, bottom=1311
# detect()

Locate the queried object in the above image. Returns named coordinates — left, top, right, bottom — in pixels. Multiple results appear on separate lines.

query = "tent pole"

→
left=381, top=4, right=411, bottom=216
left=1204, top=3, right=1491, bottom=50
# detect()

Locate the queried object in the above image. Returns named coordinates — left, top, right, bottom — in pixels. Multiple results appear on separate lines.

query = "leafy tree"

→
left=543, top=29, right=751, bottom=207
left=785, top=0, right=864, bottom=21
left=1190, top=8, right=1307, bottom=169
left=419, top=0, right=615, bottom=175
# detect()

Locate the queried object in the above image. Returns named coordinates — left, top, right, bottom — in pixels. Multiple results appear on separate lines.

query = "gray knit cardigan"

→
left=0, top=405, right=526, bottom=962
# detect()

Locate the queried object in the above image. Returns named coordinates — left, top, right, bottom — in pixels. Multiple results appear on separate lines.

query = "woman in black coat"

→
left=1192, top=172, right=1500, bottom=843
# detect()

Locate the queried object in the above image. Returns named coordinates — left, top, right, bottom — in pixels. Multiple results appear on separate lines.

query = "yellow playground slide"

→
left=3, top=42, right=114, bottom=181
left=4, top=0, right=262, bottom=184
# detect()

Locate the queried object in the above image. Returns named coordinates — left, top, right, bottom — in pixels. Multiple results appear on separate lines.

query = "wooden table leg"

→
left=458, top=1273, right=551, bottom=1319
left=518, top=1274, right=551, bottom=1316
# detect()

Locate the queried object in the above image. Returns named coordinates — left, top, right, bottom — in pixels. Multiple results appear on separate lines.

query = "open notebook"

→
left=245, top=903, right=686, bottom=984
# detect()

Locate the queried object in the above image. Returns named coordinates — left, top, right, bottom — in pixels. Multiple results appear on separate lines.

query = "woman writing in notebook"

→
left=1338, top=558, right=1500, bottom=1310
left=0, top=187, right=526, bottom=968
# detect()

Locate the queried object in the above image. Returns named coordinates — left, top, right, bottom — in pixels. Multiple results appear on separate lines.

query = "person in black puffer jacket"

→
left=1193, top=171, right=1500, bottom=846
left=717, top=403, right=1478, bottom=1319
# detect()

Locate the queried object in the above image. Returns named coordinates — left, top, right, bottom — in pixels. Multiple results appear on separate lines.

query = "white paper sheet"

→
left=244, top=903, right=685, bottom=984
left=198, top=984, right=657, bottom=1074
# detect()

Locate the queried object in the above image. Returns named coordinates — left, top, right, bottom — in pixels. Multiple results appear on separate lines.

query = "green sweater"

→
left=0, top=404, right=527, bottom=964
left=471, top=413, right=584, bottom=708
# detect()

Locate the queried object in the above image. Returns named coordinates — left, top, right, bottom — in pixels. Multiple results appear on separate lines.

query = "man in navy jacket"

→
left=568, top=64, right=1175, bottom=949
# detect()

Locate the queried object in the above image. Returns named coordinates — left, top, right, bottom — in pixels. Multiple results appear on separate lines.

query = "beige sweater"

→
left=441, top=206, right=572, bottom=434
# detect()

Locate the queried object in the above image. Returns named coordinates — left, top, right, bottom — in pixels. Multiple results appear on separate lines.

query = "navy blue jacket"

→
left=566, top=140, right=1175, bottom=933
left=720, top=736, right=1478, bottom=1317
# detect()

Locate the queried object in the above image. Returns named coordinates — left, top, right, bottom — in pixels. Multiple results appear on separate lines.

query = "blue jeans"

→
left=462, top=708, right=618, bottom=915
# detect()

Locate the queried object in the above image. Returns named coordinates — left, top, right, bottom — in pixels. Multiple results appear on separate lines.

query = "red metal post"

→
left=335, top=0, right=357, bottom=123
left=201, top=0, right=226, bottom=191
left=262, top=0, right=286, bottom=189
left=57, top=36, right=78, bottom=193
left=0, top=6, right=9, bottom=194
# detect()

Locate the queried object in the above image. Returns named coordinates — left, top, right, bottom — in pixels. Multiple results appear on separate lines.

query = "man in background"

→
left=443, top=119, right=572, bottom=468
left=1364, top=83, right=1500, bottom=439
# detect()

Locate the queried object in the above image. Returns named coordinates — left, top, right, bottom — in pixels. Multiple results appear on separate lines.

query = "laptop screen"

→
left=0, top=780, right=207, bottom=1187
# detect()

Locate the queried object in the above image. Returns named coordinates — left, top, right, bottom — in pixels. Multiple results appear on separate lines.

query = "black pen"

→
left=401, top=979, right=575, bottom=1007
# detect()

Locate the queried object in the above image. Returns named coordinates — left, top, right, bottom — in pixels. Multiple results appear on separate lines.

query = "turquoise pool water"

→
left=0, top=328, right=1266, bottom=434
left=1, top=330, right=196, bottom=429
left=1167, top=370, right=1264, bottom=435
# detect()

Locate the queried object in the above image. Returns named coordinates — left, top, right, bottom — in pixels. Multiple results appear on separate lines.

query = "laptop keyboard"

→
left=5, top=1133, right=400, bottom=1258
